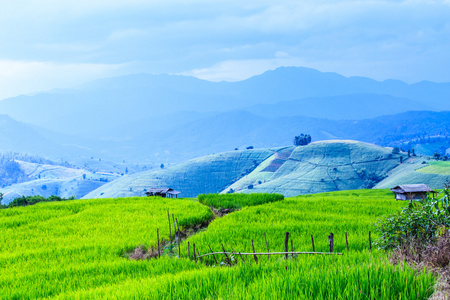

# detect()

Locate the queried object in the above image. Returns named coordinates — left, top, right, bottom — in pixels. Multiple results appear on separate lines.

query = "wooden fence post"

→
left=221, top=244, right=231, bottom=265
left=188, top=242, right=190, bottom=259
left=311, top=235, right=315, bottom=252
left=193, top=243, right=197, bottom=263
left=251, top=239, right=258, bottom=264
left=369, top=231, right=372, bottom=251
left=345, top=232, right=349, bottom=252
left=175, top=218, right=181, bottom=258
left=284, top=232, right=289, bottom=259
left=157, top=228, right=160, bottom=258
left=172, top=214, right=179, bottom=258
left=231, top=245, right=245, bottom=263
left=167, top=210, right=172, bottom=240
left=208, top=245, right=218, bottom=264
left=328, top=233, right=334, bottom=253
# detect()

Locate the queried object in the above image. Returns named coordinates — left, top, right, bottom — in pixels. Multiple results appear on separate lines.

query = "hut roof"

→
left=147, top=188, right=171, bottom=193
left=146, top=188, right=181, bottom=194
left=390, top=184, right=435, bottom=194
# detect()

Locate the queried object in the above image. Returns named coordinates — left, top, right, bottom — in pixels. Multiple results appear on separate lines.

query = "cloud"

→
left=0, top=0, right=449, bottom=95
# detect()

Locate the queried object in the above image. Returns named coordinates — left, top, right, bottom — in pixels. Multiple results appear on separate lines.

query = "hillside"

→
left=225, top=141, right=404, bottom=196
left=83, top=148, right=275, bottom=199
left=84, top=141, right=407, bottom=199
left=0, top=161, right=120, bottom=204
left=375, top=158, right=450, bottom=189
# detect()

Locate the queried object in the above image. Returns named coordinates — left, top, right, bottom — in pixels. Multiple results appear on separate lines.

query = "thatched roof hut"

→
left=390, top=184, right=436, bottom=200
left=145, top=188, right=181, bottom=198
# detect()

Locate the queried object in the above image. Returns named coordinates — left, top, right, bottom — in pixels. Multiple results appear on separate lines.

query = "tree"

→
left=412, top=148, right=416, bottom=156
left=160, top=163, right=164, bottom=169
left=392, top=147, right=400, bottom=154
left=0, top=192, right=3, bottom=204
left=293, top=134, right=312, bottom=146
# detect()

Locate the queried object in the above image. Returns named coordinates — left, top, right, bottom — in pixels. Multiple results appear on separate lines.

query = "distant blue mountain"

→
left=0, top=66, right=449, bottom=137
left=245, top=93, right=431, bottom=120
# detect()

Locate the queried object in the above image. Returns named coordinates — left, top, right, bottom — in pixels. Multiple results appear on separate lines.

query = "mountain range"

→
left=1, top=66, right=450, bottom=201
left=1, top=66, right=450, bottom=136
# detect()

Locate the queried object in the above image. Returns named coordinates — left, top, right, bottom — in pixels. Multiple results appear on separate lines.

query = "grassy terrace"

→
left=417, top=161, right=450, bottom=175
left=188, top=190, right=405, bottom=258
left=0, top=191, right=437, bottom=299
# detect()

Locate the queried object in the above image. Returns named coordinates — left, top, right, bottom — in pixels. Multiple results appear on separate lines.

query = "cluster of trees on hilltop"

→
left=293, top=134, right=312, bottom=146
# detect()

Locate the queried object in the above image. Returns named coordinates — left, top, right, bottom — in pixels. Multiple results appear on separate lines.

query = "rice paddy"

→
left=417, top=161, right=450, bottom=175
left=0, top=191, right=437, bottom=299
left=198, top=193, right=284, bottom=209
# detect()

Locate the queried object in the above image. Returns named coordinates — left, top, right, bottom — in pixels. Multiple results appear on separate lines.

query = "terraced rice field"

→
left=0, top=191, right=437, bottom=299
left=417, top=161, right=450, bottom=175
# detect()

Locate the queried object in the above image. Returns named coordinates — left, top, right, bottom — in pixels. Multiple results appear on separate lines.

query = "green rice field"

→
left=198, top=193, right=284, bottom=209
left=0, top=191, right=437, bottom=299
left=417, top=161, right=450, bottom=175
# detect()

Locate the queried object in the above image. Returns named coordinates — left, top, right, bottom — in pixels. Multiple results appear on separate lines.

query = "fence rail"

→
left=155, top=210, right=373, bottom=263
left=196, top=251, right=342, bottom=259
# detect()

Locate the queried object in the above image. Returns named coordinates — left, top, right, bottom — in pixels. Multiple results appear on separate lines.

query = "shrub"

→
left=375, top=184, right=450, bottom=251
left=4, top=195, right=76, bottom=209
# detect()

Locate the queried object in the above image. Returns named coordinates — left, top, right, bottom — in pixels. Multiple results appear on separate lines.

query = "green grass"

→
left=0, top=191, right=437, bottom=299
left=186, top=189, right=405, bottom=260
left=198, top=193, right=284, bottom=209
left=417, top=161, right=450, bottom=175
left=0, top=197, right=213, bottom=299
left=58, top=253, right=435, bottom=299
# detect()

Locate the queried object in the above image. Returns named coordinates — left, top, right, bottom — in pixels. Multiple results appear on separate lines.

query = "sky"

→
left=0, top=0, right=449, bottom=100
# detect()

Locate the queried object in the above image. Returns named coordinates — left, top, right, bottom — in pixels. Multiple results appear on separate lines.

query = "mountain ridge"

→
left=1, top=66, right=450, bottom=137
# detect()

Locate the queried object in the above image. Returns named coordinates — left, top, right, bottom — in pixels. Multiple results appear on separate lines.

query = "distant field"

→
left=0, top=191, right=436, bottom=299
left=417, top=161, right=450, bottom=175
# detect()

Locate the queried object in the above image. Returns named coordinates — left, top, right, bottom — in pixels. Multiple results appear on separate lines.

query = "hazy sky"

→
left=0, top=0, right=449, bottom=100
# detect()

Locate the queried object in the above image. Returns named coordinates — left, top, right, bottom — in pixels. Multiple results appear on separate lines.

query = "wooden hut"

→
left=390, top=184, right=436, bottom=200
left=145, top=188, right=181, bottom=198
